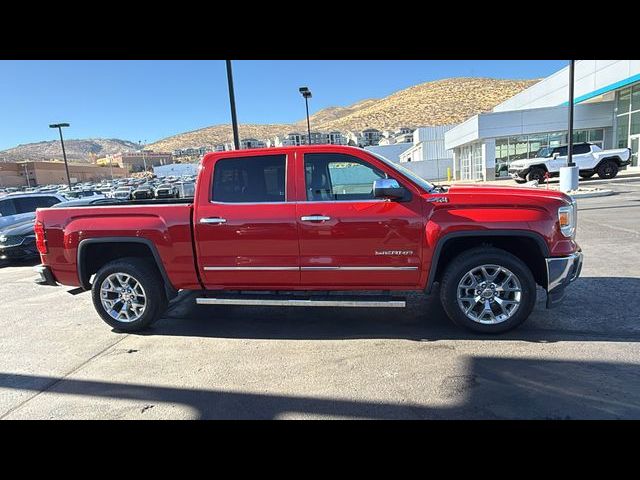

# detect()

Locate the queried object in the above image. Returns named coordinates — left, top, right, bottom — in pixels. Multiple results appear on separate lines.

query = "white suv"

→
left=509, top=143, right=632, bottom=183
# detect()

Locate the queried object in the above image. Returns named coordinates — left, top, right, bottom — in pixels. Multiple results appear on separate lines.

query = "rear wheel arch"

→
left=77, top=237, right=176, bottom=300
left=426, top=231, right=549, bottom=293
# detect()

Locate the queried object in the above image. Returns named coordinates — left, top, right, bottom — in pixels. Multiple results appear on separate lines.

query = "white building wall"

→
left=493, top=60, right=640, bottom=112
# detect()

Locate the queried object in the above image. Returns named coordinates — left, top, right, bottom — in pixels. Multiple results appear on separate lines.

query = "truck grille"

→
left=0, top=235, right=26, bottom=248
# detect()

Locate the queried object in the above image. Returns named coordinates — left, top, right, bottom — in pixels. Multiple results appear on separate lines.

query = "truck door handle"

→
left=200, top=217, right=227, bottom=224
left=300, top=215, right=331, bottom=222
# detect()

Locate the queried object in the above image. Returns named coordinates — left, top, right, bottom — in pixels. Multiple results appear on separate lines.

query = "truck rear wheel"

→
left=596, top=160, right=618, bottom=179
left=91, top=258, right=167, bottom=332
left=439, top=247, right=536, bottom=334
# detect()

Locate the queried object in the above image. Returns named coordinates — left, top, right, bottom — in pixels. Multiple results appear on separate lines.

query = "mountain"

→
left=0, top=138, right=140, bottom=163
left=147, top=77, right=538, bottom=151
left=0, top=77, right=539, bottom=162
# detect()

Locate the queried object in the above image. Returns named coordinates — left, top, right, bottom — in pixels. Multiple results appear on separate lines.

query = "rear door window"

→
left=212, top=155, right=286, bottom=203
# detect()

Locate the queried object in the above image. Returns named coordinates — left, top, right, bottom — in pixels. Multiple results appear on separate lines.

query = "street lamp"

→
left=49, top=123, right=72, bottom=189
left=299, top=86, right=312, bottom=144
left=226, top=60, right=240, bottom=150
left=138, top=140, right=148, bottom=172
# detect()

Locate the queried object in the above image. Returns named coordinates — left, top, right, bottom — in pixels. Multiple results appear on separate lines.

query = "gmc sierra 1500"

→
left=33, top=145, right=582, bottom=334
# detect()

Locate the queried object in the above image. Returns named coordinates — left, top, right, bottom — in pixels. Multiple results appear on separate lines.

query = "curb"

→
left=568, top=189, right=615, bottom=199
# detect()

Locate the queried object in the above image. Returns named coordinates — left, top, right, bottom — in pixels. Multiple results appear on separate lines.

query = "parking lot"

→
left=1, top=178, right=639, bottom=419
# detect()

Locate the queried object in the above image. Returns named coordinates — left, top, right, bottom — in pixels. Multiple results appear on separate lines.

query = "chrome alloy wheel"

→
left=100, top=273, right=147, bottom=322
left=456, top=264, right=522, bottom=325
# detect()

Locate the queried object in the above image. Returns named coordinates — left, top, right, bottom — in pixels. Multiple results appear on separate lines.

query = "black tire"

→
left=91, top=257, right=167, bottom=332
left=439, top=247, right=537, bottom=334
left=514, top=178, right=527, bottom=184
left=526, top=167, right=546, bottom=183
left=579, top=172, right=595, bottom=179
left=596, top=160, right=619, bottom=179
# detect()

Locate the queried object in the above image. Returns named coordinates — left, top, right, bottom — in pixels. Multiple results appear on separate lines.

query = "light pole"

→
left=138, top=140, right=148, bottom=172
left=226, top=60, right=240, bottom=150
left=49, top=123, right=72, bottom=189
left=299, top=87, right=312, bottom=144
left=559, top=60, right=579, bottom=193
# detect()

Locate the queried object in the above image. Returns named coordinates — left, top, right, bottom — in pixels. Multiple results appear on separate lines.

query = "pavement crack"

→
left=0, top=334, right=130, bottom=420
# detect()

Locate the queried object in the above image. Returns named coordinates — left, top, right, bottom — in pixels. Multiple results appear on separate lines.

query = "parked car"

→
left=0, top=219, right=38, bottom=261
left=154, top=184, right=178, bottom=198
left=0, top=196, right=120, bottom=262
left=132, top=186, right=155, bottom=200
left=113, top=187, right=133, bottom=200
left=0, top=193, right=65, bottom=230
left=34, top=146, right=583, bottom=334
left=509, top=143, right=632, bottom=182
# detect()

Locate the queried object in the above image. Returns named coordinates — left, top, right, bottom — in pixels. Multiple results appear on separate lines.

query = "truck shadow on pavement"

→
left=145, top=277, right=640, bottom=344
left=2, top=356, right=639, bottom=419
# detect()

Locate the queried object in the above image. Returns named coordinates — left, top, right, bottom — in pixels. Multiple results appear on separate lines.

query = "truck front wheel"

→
left=439, top=247, right=536, bottom=334
left=91, top=258, right=167, bottom=332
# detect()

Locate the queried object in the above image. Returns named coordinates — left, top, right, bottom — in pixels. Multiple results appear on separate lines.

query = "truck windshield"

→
left=366, top=151, right=434, bottom=193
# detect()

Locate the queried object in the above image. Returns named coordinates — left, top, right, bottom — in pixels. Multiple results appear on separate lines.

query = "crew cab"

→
left=33, top=145, right=583, bottom=334
left=509, top=143, right=631, bottom=183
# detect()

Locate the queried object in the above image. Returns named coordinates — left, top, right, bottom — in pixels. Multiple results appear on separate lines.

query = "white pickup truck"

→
left=509, top=143, right=632, bottom=183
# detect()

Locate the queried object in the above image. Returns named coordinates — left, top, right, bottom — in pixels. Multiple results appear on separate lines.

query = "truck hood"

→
left=444, top=184, right=572, bottom=205
left=508, top=157, right=548, bottom=169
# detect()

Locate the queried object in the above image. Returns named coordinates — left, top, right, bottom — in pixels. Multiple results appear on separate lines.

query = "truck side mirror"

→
left=553, top=153, right=560, bottom=159
left=373, top=178, right=405, bottom=200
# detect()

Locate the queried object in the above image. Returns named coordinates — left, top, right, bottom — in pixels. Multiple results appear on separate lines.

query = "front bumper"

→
left=545, top=251, right=583, bottom=308
left=0, top=242, right=38, bottom=261
left=34, top=264, right=58, bottom=286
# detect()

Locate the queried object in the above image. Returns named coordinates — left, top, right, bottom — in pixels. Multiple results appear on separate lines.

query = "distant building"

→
left=111, top=151, right=173, bottom=173
left=397, top=125, right=455, bottom=181
left=0, top=160, right=126, bottom=187
left=240, top=138, right=267, bottom=149
left=365, top=143, right=414, bottom=164
left=361, top=128, right=383, bottom=146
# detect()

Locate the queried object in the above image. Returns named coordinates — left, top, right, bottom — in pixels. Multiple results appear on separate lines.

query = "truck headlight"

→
left=558, top=202, right=577, bottom=237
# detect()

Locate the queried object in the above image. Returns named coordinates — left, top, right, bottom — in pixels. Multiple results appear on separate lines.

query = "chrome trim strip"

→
left=301, top=266, right=419, bottom=271
left=204, top=266, right=299, bottom=271
left=196, top=298, right=406, bottom=308
left=203, top=266, right=419, bottom=272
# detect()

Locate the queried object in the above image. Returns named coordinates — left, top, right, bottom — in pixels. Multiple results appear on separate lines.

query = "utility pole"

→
left=226, top=60, right=240, bottom=150
left=23, top=163, right=31, bottom=188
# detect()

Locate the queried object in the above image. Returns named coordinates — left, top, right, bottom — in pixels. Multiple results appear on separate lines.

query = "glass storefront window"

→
left=616, top=114, right=630, bottom=148
left=528, top=135, right=548, bottom=157
left=632, top=84, right=640, bottom=112
left=617, top=88, right=631, bottom=114
left=589, top=129, right=604, bottom=142
left=574, top=130, right=588, bottom=143
left=510, top=136, right=528, bottom=161
left=549, top=131, right=566, bottom=147
left=631, top=112, right=640, bottom=136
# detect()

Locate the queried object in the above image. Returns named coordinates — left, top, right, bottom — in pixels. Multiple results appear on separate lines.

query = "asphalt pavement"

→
left=1, top=179, right=639, bottom=419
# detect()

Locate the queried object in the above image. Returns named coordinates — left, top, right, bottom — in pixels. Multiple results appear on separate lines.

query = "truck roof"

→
left=201, top=144, right=366, bottom=161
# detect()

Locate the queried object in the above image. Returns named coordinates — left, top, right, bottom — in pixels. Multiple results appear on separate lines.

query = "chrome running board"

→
left=195, top=296, right=406, bottom=308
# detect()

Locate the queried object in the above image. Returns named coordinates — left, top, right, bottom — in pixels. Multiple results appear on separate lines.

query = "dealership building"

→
left=444, top=60, right=640, bottom=181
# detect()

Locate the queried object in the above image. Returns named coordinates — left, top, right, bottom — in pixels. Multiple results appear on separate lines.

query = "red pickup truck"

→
left=33, top=145, right=582, bottom=334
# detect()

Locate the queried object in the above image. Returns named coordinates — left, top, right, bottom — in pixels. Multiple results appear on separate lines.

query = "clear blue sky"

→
left=0, top=60, right=568, bottom=151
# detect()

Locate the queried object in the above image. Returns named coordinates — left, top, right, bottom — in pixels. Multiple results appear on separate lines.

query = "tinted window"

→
left=304, top=153, right=387, bottom=201
left=13, top=196, right=61, bottom=213
left=0, top=199, right=17, bottom=216
left=553, top=146, right=568, bottom=156
left=573, top=144, right=591, bottom=154
left=212, top=155, right=286, bottom=203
